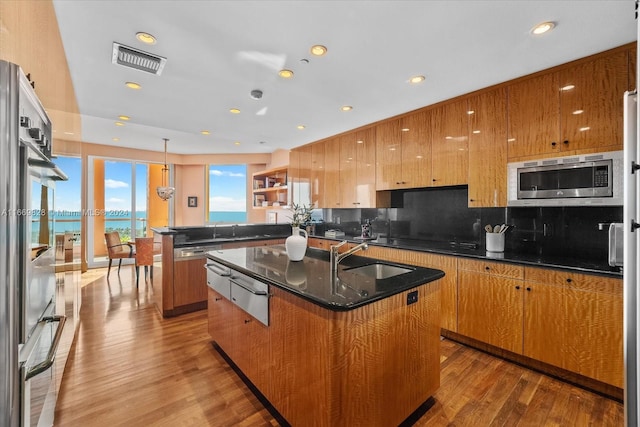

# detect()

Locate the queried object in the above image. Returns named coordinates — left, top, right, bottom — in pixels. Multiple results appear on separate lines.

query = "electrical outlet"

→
left=407, top=290, right=418, bottom=305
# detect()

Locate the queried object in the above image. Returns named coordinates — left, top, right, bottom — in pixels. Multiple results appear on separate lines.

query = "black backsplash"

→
left=318, top=186, right=622, bottom=264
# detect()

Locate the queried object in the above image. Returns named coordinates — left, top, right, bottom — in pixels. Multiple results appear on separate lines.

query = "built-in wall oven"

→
left=0, top=60, right=67, bottom=427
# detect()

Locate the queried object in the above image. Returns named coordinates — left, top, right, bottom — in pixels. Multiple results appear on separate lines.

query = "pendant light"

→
left=156, top=138, right=175, bottom=201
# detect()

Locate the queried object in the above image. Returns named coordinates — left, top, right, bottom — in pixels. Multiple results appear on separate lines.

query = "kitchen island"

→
left=206, top=245, right=444, bottom=427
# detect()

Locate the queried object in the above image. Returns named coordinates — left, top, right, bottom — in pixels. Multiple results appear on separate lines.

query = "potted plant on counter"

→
left=286, top=203, right=314, bottom=261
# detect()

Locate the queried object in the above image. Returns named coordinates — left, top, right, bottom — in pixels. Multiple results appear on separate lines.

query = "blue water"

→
left=209, top=211, right=247, bottom=223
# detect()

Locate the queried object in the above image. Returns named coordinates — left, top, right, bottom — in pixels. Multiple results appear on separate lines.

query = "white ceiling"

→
left=52, top=0, right=637, bottom=155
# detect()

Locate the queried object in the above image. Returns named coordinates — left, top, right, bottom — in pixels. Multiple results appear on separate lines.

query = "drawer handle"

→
left=515, top=285, right=521, bottom=290
left=566, top=278, right=572, bottom=283
left=485, top=266, right=490, bottom=271
left=526, top=287, right=532, bottom=291
left=244, top=319, right=252, bottom=324
left=205, top=263, right=231, bottom=276
left=230, top=279, right=268, bottom=296
left=215, top=297, right=222, bottom=301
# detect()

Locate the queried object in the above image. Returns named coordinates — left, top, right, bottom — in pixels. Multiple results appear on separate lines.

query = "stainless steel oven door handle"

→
left=229, top=279, right=268, bottom=296
left=205, top=263, right=231, bottom=277
left=25, top=315, right=66, bottom=381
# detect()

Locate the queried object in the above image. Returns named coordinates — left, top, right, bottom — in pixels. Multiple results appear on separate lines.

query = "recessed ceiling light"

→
left=112, top=137, right=120, bottom=142
left=201, top=130, right=211, bottom=135
left=279, top=69, right=294, bottom=79
left=572, top=109, right=584, bottom=115
left=341, top=105, right=353, bottom=112
left=136, top=32, right=157, bottom=45
left=229, top=108, right=241, bottom=114
left=234, top=141, right=241, bottom=146
left=409, top=75, right=425, bottom=84
left=310, top=45, right=327, bottom=56
left=115, top=121, right=124, bottom=126
left=118, top=115, right=130, bottom=121
left=125, top=81, right=141, bottom=89
left=297, top=125, right=305, bottom=130
left=531, top=21, right=555, bottom=35
left=560, top=84, right=575, bottom=91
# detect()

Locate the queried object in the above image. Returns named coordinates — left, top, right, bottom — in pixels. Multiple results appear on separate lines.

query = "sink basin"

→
left=344, top=263, right=414, bottom=279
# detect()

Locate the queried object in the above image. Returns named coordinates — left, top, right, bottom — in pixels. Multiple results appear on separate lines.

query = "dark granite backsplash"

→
left=316, top=186, right=622, bottom=265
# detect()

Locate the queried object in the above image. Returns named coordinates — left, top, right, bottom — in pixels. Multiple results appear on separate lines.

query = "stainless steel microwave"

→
left=507, top=151, right=623, bottom=206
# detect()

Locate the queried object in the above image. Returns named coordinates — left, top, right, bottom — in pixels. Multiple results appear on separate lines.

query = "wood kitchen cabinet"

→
left=508, top=50, right=628, bottom=159
left=173, top=257, right=208, bottom=307
left=523, top=267, right=623, bottom=388
left=323, top=137, right=342, bottom=208
left=431, top=98, right=469, bottom=186
left=375, top=110, right=431, bottom=190
left=339, top=128, right=387, bottom=208
left=457, top=259, right=524, bottom=354
left=288, top=145, right=312, bottom=207
left=467, top=88, right=508, bottom=207
left=310, top=142, right=325, bottom=208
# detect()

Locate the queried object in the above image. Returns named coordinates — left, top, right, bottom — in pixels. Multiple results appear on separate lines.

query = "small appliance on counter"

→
left=324, top=229, right=345, bottom=238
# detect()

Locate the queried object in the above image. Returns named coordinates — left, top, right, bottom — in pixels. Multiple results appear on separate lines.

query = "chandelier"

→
left=156, top=138, right=175, bottom=201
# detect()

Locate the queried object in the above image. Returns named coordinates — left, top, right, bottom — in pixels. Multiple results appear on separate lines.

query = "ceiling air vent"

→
left=112, top=42, right=167, bottom=75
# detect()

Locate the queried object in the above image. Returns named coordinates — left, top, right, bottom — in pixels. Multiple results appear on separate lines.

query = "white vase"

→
left=285, top=226, right=308, bottom=261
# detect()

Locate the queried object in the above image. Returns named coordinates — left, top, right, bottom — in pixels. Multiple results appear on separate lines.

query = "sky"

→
left=52, top=157, right=247, bottom=213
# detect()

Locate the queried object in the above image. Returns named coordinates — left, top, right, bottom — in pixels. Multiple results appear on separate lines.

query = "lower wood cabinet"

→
left=456, top=258, right=623, bottom=388
left=173, top=257, right=208, bottom=306
left=523, top=267, right=623, bottom=388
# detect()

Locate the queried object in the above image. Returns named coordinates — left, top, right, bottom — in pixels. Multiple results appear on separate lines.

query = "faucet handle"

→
left=332, top=240, right=347, bottom=249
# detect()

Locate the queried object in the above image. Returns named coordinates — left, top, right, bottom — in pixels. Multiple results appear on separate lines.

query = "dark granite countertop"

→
left=315, top=235, right=622, bottom=278
left=155, top=225, right=621, bottom=278
left=206, top=245, right=445, bottom=311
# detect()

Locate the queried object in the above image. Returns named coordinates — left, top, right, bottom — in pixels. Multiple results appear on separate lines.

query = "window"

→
left=208, top=164, right=247, bottom=223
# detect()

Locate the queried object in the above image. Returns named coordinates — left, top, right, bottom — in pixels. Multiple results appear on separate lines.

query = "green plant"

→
left=290, top=203, right=314, bottom=228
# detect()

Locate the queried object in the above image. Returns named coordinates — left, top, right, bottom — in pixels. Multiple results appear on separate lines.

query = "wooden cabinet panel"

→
left=559, top=51, right=627, bottom=153
left=431, top=99, right=469, bottom=186
left=524, top=267, right=623, bottom=388
left=507, top=73, right=560, bottom=158
left=207, top=288, right=235, bottom=351
left=400, top=111, right=432, bottom=189
left=458, top=270, right=523, bottom=354
left=375, top=119, right=403, bottom=190
left=308, top=237, right=331, bottom=251
left=630, top=46, right=637, bottom=92
left=523, top=281, right=565, bottom=368
left=288, top=148, right=301, bottom=205
left=340, top=128, right=378, bottom=207
left=173, top=258, right=208, bottom=306
left=458, top=258, right=524, bottom=279
left=310, top=142, right=325, bottom=208
left=468, top=88, right=508, bottom=207
left=324, top=137, right=342, bottom=208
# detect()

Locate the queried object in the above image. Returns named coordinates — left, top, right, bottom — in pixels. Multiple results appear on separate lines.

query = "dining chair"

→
left=134, top=237, right=154, bottom=288
left=104, top=231, right=135, bottom=278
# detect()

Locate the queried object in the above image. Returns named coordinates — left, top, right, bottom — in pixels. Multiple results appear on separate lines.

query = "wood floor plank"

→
left=55, top=266, right=624, bottom=426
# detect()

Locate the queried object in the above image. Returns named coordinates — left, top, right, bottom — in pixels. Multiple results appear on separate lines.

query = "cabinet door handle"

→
left=215, top=297, right=222, bottom=301
left=526, top=287, right=532, bottom=291
left=566, top=278, right=572, bottom=283
left=551, top=141, right=557, bottom=147
left=563, top=140, right=569, bottom=145
left=485, top=266, right=490, bottom=271
left=515, top=285, right=521, bottom=290
left=244, top=319, right=252, bottom=324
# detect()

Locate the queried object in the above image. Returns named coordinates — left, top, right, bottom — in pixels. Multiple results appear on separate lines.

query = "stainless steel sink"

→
left=344, top=263, right=414, bottom=279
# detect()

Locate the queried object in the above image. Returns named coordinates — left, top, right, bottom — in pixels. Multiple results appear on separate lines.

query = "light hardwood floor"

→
left=55, top=266, right=624, bottom=426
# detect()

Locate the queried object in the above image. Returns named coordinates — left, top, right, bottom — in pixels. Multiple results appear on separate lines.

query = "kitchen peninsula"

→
left=206, top=245, right=445, bottom=426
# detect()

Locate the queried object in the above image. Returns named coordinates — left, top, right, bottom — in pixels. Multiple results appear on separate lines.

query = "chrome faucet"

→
left=330, top=241, right=369, bottom=273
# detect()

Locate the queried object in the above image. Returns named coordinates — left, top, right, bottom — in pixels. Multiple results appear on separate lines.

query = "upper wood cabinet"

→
left=508, top=50, right=628, bottom=158
left=467, top=88, right=508, bottom=207
left=375, top=110, right=431, bottom=190
left=288, top=146, right=312, bottom=206
left=310, top=142, right=325, bottom=208
left=431, top=99, right=469, bottom=186
left=324, top=137, right=342, bottom=208
left=558, top=50, right=628, bottom=154
left=339, top=128, right=380, bottom=208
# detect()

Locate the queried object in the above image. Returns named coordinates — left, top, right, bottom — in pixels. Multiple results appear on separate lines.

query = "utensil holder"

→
left=486, top=232, right=505, bottom=252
